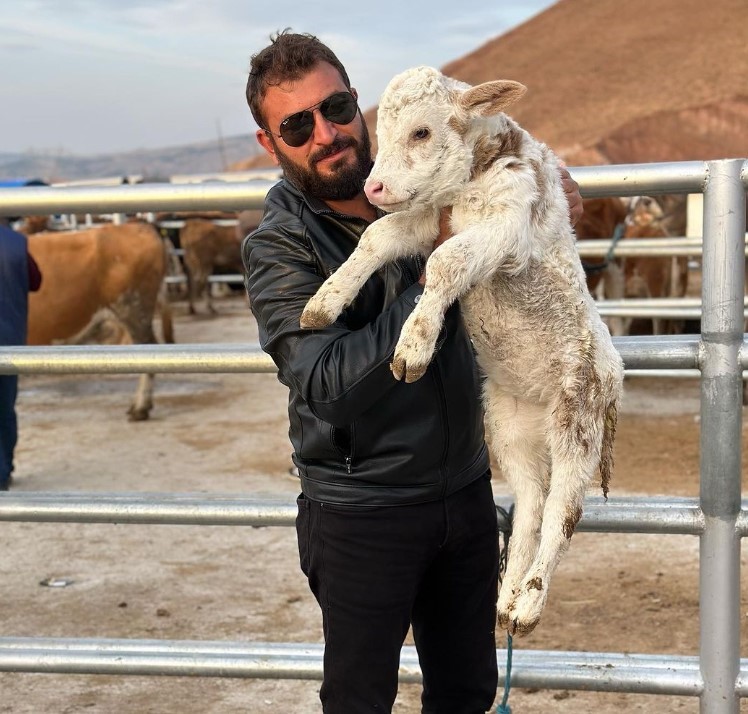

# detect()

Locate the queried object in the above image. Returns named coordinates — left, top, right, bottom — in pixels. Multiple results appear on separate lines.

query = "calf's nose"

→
left=364, top=180, right=385, bottom=203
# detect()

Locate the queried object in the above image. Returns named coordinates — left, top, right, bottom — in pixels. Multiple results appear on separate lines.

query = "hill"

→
left=165, top=0, right=748, bottom=174
left=435, top=0, right=747, bottom=165
left=0, top=134, right=262, bottom=183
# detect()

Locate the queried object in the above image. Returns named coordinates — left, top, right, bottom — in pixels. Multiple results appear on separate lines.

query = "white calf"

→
left=300, top=66, right=624, bottom=636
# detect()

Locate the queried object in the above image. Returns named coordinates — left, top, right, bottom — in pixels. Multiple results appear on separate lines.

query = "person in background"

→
left=0, top=217, right=42, bottom=490
left=243, top=30, right=584, bottom=713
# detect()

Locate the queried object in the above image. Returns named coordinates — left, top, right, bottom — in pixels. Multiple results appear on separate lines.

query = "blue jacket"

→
left=0, top=225, right=31, bottom=346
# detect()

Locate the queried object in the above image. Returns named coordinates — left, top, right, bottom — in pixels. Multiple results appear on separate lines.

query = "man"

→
left=243, top=30, right=583, bottom=713
left=0, top=217, right=42, bottom=490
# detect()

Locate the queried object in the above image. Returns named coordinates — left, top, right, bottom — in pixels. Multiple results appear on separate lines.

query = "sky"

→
left=0, top=0, right=556, bottom=156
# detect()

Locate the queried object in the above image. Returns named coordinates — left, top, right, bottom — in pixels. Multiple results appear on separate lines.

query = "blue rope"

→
left=581, top=220, right=627, bottom=274
left=496, top=633, right=513, bottom=714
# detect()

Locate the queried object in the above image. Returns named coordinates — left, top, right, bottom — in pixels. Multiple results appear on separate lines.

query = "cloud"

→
left=0, top=12, right=240, bottom=77
left=0, top=0, right=558, bottom=154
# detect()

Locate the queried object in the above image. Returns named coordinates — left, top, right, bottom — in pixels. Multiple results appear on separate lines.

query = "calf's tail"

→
left=157, top=279, right=175, bottom=344
left=157, top=238, right=175, bottom=344
left=598, top=398, right=618, bottom=499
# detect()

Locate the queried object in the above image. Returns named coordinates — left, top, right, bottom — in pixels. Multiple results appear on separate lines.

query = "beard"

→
left=273, top=120, right=373, bottom=202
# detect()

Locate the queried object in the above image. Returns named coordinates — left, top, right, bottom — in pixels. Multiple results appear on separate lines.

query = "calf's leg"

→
left=503, top=390, right=605, bottom=635
left=301, top=209, right=437, bottom=330
left=483, top=384, right=551, bottom=634
left=392, top=230, right=496, bottom=381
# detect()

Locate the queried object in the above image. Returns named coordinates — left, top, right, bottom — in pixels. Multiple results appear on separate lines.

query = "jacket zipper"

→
left=345, top=422, right=356, bottom=474
left=331, top=425, right=355, bottom=474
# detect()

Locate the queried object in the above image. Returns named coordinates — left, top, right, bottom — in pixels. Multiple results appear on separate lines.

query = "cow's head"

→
left=625, top=196, right=666, bottom=228
left=364, top=66, right=526, bottom=212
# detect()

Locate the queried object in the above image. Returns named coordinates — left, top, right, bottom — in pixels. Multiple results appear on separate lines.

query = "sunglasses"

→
left=268, top=91, right=359, bottom=148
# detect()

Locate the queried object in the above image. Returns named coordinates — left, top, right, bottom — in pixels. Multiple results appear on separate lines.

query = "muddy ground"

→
left=2, top=295, right=748, bottom=713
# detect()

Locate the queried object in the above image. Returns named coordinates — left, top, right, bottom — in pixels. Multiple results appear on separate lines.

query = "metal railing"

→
left=1, top=159, right=747, bottom=713
left=5, top=170, right=732, bottom=323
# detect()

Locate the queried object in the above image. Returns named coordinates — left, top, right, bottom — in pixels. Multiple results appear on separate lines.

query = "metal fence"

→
left=1, top=159, right=747, bottom=712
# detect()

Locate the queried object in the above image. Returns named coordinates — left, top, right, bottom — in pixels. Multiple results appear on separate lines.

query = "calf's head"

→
left=364, top=66, right=526, bottom=212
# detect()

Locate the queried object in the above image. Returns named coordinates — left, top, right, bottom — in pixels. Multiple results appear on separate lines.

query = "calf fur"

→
left=300, top=66, right=624, bottom=636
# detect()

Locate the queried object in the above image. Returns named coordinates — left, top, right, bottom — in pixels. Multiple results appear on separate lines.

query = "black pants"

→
left=296, top=473, right=500, bottom=714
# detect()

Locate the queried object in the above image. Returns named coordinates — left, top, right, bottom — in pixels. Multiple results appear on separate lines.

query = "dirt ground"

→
left=2, top=294, right=748, bottom=713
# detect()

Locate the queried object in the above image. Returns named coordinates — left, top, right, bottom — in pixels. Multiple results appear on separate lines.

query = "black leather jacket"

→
left=242, top=179, right=489, bottom=505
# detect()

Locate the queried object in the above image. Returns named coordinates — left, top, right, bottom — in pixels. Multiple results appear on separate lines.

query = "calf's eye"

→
left=413, top=127, right=430, bottom=140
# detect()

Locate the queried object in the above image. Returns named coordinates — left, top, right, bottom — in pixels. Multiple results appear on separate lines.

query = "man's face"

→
left=256, top=62, right=372, bottom=201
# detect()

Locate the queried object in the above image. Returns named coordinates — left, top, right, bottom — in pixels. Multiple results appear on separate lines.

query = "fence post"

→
left=699, top=159, right=746, bottom=713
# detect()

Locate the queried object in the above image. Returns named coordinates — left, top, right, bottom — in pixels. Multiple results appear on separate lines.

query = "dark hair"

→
left=246, top=29, right=351, bottom=130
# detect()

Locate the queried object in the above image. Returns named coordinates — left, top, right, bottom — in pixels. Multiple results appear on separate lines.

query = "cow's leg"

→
left=59, top=308, right=131, bottom=346
left=184, top=266, right=198, bottom=315
left=203, top=270, right=216, bottom=315
left=190, top=267, right=212, bottom=316
left=667, top=256, right=690, bottom=335
left=504, top=389, right=604, bottom=636
left=157, top=280, right=175, bottom=345
left=128, top=374, right=154, bottom=422
left=300, top=209, right=437, bottom=329
left=483, top=383, right=551, bottom=634
left=116, top=294, right=160, bottom=421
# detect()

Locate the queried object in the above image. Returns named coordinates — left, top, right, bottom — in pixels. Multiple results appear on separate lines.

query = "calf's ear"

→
left=459, top=81, right=527, bottom=117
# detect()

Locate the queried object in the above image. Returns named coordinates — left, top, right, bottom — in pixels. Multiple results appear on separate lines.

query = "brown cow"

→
left=574, top=197, right=629, bottom=295
left=179, top=210, right=262, bottom=315
left=575, top=196, right=689, bottom=336
left=180, top=218, right=246, bottom=315
left=27, top=222, right=173, bottom=421
left=17, top=216, right=51, bottom=235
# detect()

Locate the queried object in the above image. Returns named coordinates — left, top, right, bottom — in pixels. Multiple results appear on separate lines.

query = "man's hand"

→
left=559, top=162, right=583, bottom=227
left=419, top=207, right=453, bottom=285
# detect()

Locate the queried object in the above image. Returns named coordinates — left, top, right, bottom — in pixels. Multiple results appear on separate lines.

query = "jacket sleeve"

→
left=243, top=227, right=424, bottom=427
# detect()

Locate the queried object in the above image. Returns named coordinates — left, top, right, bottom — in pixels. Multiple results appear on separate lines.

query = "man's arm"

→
left=559, top=163, right=584, bottom=226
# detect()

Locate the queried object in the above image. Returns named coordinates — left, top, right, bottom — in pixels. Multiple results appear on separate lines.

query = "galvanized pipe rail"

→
left=577, top=236, right=706, bottom=256
left=0, top=180, right=275, bottom=216
left=0, top=335, right=702, bottom=374
left=1, top=160, right=747, bottom=712
left=0, top=493, right=707, bottom=534
left=0, top=160, right=727, bottom=217
left=0, top=638, right=711, bottom=695
left=0, top=162, right=734, bottom=324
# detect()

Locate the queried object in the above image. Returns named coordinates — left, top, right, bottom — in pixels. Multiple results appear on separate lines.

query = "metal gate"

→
left=0, top=159, right=746, bottom=713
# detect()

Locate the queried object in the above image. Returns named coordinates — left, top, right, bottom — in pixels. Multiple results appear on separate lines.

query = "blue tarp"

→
left=0, top=179, right=47, bottom=188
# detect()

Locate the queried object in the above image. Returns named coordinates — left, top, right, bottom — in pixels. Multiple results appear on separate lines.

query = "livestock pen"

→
left=0, top=159, right=746, bottom=713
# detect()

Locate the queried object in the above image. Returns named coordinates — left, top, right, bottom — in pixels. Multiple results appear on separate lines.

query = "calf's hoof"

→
left=498, top=578, right=547, bottom=636
left=390, top=355, right=427, bottom=383
left=498, top=608, right=541, bottom=637
left=299, top=306, right=334, bottom=330
left=127, top=406, right=151, bottom=422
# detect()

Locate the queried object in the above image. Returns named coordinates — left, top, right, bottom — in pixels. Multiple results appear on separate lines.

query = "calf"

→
left=300, top=66, right=624, bottom=635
